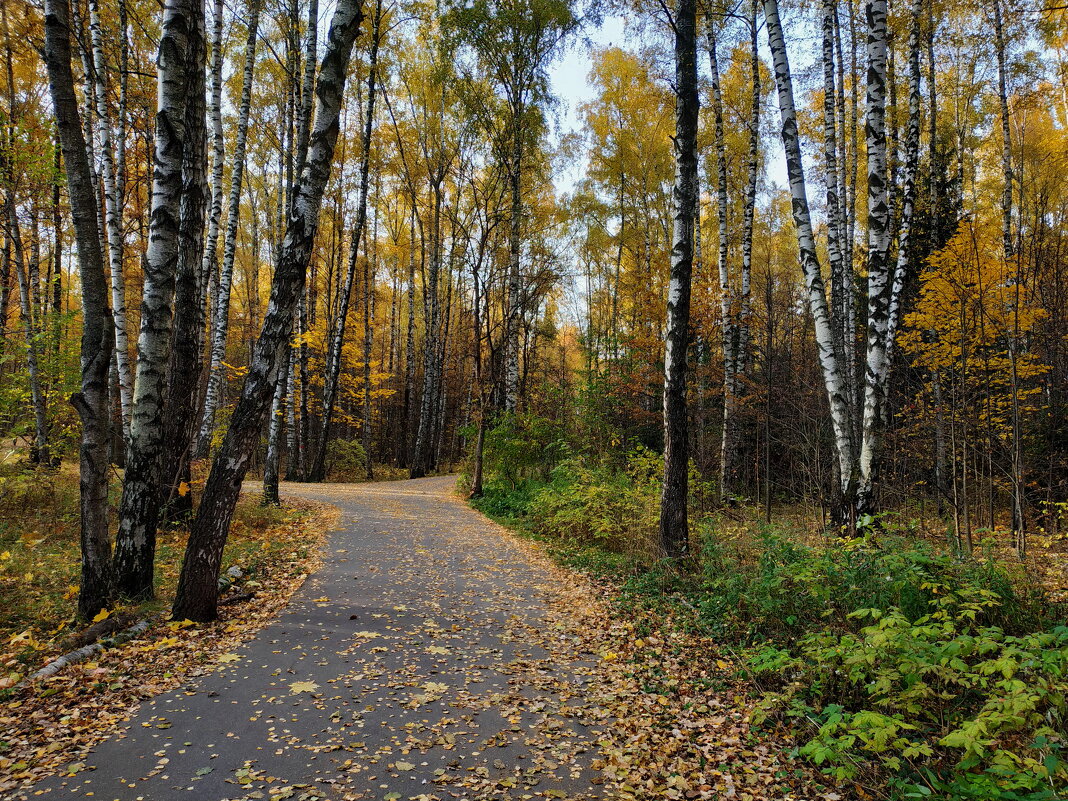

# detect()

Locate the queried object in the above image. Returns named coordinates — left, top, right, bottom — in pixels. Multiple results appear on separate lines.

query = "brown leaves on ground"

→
left=0, top=501, right=337, bottom=795
left=464, top=506, right=835, bottom=801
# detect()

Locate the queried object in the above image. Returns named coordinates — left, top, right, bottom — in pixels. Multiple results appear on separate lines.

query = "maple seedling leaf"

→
left=289, top=680, right=319, bottom=694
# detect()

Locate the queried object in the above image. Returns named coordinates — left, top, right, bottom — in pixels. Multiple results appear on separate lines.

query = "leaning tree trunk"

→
left=659, top=0, right=699, bottom=560
left=310, top=0, right=381, bottom=482
left=856, top=0, right=891, bottom=516
left=173, top=0, right=365, bottom=622
left=88, top=0, right=133, bottom=436
left=764, top=0, right=858, bottom=518
left=43, top=0, right=117, bottom=618
left=114, top=0, right=203, bottom=599
left=197, top=0, right=261, bottom=457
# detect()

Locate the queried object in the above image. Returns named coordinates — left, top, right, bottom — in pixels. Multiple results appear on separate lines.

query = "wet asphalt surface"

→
left=19, top=476, right=605, bottom=801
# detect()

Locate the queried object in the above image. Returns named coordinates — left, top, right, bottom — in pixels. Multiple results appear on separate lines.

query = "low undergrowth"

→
left=466, top=414, right=1068, bottom=801
left=0, top=462, right=318, bottom=680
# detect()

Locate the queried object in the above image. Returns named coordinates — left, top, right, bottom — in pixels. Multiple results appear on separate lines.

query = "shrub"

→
left=325, top=438, right=367, bottom=482
left=738, top=543, right=1068, bottom=799
left=526, top=447, right=662, bottom=557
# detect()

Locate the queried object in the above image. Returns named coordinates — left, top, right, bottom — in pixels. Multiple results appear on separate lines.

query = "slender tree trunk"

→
left=362, top=179, right=378, bottom=481
left=4, top=208, right=50, bottom=465
left=503, top=124, right=524, bottom=413
left=88, top=0, right=133, bottom=435
left=765, top=0, right=858, bottom=518
left=883, top=0, right=923, bottom=405
left=263, top=343, right=290, bottom=504
left=411, top=178, right=443, bottom=478
left=162, top=3, right=209, bottom=522
left=823, top=0, right=846, bottom=372
left=43, top=0, right=117, bottom=618
left=400, top=203, right=417, bottom=467
left=992, top=0, right=1026, bottom=546
left=310, top=0, right=381, bottom=482
left=705, top=14, right=738, bottom=501
left=201, top=0, right=225, bottom=339
left=856, top=0, right=891, bottom=515
left=173, top=0, right=364, bottom=622
left=659, top=0, right=699, bottom=560
left=197, top=0, right=261, bottom=457
left=114, top=0, right=204, bottom=600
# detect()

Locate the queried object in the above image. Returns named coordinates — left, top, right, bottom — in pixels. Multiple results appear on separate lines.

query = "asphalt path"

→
left=21, top=476, right=605, bottom=801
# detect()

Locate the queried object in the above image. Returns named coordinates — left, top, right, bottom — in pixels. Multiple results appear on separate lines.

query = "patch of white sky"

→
left=543, top=6, right=824, bottom=325
left=545, top=6, right=828, bottom=200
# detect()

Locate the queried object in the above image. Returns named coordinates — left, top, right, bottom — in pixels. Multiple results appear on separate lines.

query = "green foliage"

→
left=470, top=420, right=1068, bottom=799
left=525, top=447, right=661, bottom=555
left=728, top=540, right=1068, bottom=799
left=325, top=438, right=368, bottom=482
left=481, top=412, right=569, bottom=486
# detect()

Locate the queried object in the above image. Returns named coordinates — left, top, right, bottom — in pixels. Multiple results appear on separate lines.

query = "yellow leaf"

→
left=92, top=608, right=110, bottom=623
left=289, top=680, right=319, bottom=694
left=217, top=653, right=240, bottom=663
left=178, top=481, right=190, bottom=497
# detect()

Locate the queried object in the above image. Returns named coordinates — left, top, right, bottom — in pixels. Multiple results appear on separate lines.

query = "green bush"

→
left=325, top=438, right=367, bottom=482
left=732, top=541, right=1068, bottom=799
left=482, top=412, right=569, bottom=487
left=526, top=448, right=661, bottom=555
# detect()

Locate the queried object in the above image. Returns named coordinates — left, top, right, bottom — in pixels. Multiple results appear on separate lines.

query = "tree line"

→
left=1, top=0, right=1066, bottom=622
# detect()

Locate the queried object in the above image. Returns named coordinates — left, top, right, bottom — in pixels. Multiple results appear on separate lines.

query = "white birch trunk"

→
left=88, top=0, right=133, bottom=436
left=764, top=0, right=858, bottom=507
left=197, top=0, right=261, bottom=456
left=857, top=0, right=891, bottom=513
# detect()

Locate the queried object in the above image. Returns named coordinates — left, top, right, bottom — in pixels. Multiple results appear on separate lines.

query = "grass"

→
left=0, top=461, right=316, bottom=664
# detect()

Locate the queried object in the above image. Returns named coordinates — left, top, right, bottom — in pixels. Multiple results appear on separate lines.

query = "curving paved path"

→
left=22, top=476, right=605, bottom=801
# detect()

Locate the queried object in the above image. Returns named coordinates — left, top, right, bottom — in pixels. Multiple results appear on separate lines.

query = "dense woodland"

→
left=2, top=0, right=1068, bottom=794
left=2, top=0, right=1067, bottom=600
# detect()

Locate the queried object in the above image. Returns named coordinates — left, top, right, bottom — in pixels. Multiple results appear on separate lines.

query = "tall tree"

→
left=42, top=0, right=117, bottom=617
left=197, top=0, right=262, bottom=457
left=114, top=0, right=206, bottom=599
left=659, top=0, right=699, bottom=559
left=173, top=0, right=365, bottom=622
left=311, top=0, right=383, bottom=482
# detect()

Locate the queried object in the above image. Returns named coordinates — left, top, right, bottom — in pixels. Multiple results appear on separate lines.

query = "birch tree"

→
left=88, top=0, right=132, bottom=435
left=173, top=0, right=365, bottom=622
left=764, top=0, right=858, bottom=518
left=42, top=0, right=117, bottom=617
left=197, top=0, right=262, bottom=457
left=659, top=0, right=698, bottom=559
left=114, top=0, right=205, bottom=599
